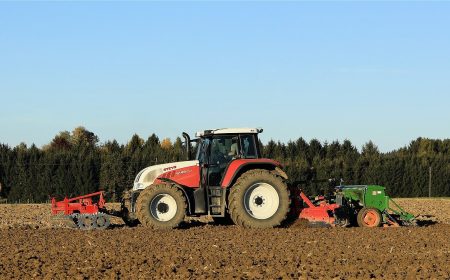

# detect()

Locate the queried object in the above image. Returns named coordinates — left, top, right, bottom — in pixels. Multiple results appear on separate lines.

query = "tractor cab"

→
left=191, top=128, right=263, bottom=186
left=186, top=128, right=263, bottom=160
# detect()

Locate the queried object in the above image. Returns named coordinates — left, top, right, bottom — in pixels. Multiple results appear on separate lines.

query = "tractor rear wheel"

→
left=357, top=207, right=382, bottom=227
left=136, top=184, right=186, bottom=229
left=228, top=169, right=290, bottom=228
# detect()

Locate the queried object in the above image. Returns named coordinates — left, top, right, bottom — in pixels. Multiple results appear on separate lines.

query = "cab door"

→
left=207, top=135, right=238, bottom=186
left=198, top=135, right=238, bottom=216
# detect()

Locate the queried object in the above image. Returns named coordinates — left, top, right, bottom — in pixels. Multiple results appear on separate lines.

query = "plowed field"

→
left=0, top=199, right=449, bottom=279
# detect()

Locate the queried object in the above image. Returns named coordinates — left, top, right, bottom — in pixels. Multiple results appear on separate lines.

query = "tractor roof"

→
left=195, top=128, right=263, bottom=137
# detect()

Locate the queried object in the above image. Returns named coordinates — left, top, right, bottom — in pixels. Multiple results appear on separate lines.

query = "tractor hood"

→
left=132, top=160, right=199, bottom=191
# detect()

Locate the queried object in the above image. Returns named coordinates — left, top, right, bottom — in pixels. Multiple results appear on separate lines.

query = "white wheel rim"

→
left=150, top=194, right=178, bottom=222
left=244, top=183, right=279, bottom=220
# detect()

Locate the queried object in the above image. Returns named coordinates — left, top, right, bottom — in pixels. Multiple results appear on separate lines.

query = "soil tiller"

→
left=294, top=185, right=416, bottom=227
left=51, top=191, right=112, bottom=229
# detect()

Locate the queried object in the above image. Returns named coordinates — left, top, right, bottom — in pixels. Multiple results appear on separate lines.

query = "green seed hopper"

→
left=335, top=185, right=416, bottom=227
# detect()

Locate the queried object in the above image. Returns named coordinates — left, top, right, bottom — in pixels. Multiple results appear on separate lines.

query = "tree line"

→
left=0, top=126, right=449, bottom=202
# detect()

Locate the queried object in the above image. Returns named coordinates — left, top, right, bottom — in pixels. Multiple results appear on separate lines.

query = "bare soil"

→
left=395, top=198, right=450, bottom=225
left=0, top=199, right=449, bottom=279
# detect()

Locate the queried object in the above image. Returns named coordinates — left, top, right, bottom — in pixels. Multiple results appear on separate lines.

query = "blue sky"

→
left=0, top=2, right=449, bottom=152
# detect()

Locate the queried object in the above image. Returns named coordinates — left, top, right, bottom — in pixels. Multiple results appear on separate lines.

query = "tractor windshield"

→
left=209, top=136, right=237, bottom=164
left=196, top=134, right=259, bottom=162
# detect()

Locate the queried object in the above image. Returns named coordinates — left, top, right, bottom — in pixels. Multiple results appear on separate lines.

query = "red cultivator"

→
left=51, top=191, right=111, bottom=230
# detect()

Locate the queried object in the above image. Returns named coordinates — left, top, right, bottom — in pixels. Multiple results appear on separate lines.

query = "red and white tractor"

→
left=121, top=128, right=292, bottom=229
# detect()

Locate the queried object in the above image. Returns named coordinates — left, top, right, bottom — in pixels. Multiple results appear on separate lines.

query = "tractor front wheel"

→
left=357, top=207, right=382, bottom=227
left=229, top=169, right=290, bottom=228
left=136, top=184, right=186, bottom=229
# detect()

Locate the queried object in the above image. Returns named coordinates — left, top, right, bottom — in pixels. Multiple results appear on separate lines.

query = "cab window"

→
left=196, top=138, right=210, bottom=163
left=209, top=136, right=237, bottom=164
left=240, top=134, right=257, bottom=158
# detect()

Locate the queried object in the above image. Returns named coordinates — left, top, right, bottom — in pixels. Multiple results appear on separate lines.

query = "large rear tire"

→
left=357, top=207, right=382, bottom=227
left=136, top=184, right=186, bottom=229
left=229, top=169, right=290, bottom=228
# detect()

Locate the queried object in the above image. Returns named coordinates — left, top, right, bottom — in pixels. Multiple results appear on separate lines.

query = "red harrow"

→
left=51, top=191, right=111, bottom=230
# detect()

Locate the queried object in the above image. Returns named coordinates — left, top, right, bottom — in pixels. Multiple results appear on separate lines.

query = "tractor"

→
left=121, top=128, right=292, bottom=229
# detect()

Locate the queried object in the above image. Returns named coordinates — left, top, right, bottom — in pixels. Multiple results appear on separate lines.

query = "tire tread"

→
left=136, top=184, right=186, bottom=229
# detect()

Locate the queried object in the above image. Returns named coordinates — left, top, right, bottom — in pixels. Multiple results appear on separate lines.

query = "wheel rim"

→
left=363, top=210, right=379, bottom=227
left=150, top=194, right=178, bottom=222
left=243, top=183, right=280, bottom=220
left=78, top=215, right=94, bottom=229
left=96, top=215, right=107, bottom=227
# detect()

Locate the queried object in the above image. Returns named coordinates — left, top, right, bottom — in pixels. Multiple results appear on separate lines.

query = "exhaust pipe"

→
left=182, top=132, right=191, bottom=160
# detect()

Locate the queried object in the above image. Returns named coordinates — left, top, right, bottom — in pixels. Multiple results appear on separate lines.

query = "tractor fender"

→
left=273, top=167, right=288, bottom=180
left=220, top=159, right=286, bottom=188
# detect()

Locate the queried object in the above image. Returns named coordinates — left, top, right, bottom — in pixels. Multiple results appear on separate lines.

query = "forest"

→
left=0, top=126, right=449, bottom=202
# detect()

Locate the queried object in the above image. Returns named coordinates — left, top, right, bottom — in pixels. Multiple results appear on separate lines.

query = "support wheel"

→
left=136, top=184, right=187, bottom=229
left=69, top=213, right=80, bottom=228
left=357, top=207, right=382, bottom=227
left=77, top=214, right=95, bottom=230
left=228, top=169, right=290, bottom=228
left=93, top=213, right=111, bottom=229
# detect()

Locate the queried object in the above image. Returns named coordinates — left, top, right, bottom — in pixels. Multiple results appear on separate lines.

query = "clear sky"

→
left=0, top=2, right=449, bottom=152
